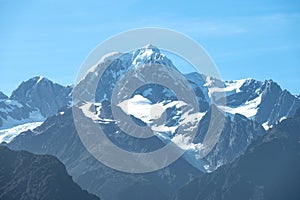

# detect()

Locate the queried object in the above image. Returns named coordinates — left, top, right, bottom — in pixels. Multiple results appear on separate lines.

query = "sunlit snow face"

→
left=118, top=94, right=185, bottom=126
left=149, top=104, right=165, bottom=119
left=118, top=94, right=160, bottom=124
left=117, top=83, right=178, bottom=125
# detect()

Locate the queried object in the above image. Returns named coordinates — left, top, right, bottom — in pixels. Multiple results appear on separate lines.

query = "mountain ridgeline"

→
left=1, top=45, right=299, bottom=200
left=0, top=76, right=72, bottom=129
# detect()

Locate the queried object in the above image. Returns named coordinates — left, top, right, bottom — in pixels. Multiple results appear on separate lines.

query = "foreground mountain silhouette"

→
left=0, top=146, right=99, bottom=200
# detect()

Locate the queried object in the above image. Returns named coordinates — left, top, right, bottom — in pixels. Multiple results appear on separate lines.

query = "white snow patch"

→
left=118, top=94, right=188, bottom=124
left=152, top=125, right=178, bottom=135
left=80, top=103, right=101, bottom=121
left=171, top=134, right=193, bottom=150
left=0, top=122, right=43, bottom=143
left=279, top=116, right=287, bottom=123
left=218, top=94, right=262, bottom=118
left=36, top=76, right=44, bottom=84
left=262, top=121, right=271, bottom=130
left=118, top=95, right=154, bottom=124
left=80, top=102, right=115, bottom=124
left=207, top=78, right=249, bottom=97
left=171, top=134, right=205, bottom=152
left=204, top=76, right=214, bottom=87
left=118, top=94, right=206, bottom=138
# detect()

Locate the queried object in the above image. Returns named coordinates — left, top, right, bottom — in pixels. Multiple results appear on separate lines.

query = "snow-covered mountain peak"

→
left=28, top=75, right=48, bottom=84
left=75, top=45, right=182, bottom=103
left=11, top=76, right=70, bottom=100
left=10, top=76, right=53, bottom=99
left=76, top=45, right=300, bottom=128
left=132, top=44, right=175, bottom=68
left=8, top=76, right=72, bottom=117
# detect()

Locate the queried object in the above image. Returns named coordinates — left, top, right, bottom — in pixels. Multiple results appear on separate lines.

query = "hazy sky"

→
left=0, top=0, right=299, bottom=95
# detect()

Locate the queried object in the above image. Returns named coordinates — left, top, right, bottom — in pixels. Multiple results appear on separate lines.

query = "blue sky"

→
left=0, top=0, right=299, bottom=95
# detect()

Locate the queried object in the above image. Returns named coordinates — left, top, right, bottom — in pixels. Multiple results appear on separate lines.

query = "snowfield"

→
left=0, top=122, right=43, bottom=143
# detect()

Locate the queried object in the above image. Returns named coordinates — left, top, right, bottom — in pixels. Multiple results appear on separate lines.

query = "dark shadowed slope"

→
left=0, top=146, right=99, bottom=200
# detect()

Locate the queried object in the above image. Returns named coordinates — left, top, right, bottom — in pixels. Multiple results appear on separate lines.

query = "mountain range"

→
left=1, top=45, right=299, bottom=199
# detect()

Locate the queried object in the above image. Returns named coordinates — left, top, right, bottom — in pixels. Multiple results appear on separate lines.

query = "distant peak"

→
left=30, top=76, right=50, bottom=85
left=10, top=76, right=52, bottom=98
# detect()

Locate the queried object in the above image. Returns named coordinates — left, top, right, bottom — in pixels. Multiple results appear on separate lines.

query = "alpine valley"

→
left=1, top=45, right=299, bottom=200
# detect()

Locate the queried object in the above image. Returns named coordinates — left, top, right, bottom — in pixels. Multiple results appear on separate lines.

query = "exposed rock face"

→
left=173, top=109, right=300, bottom=200
left=10, top=76, right=72, bottom=117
